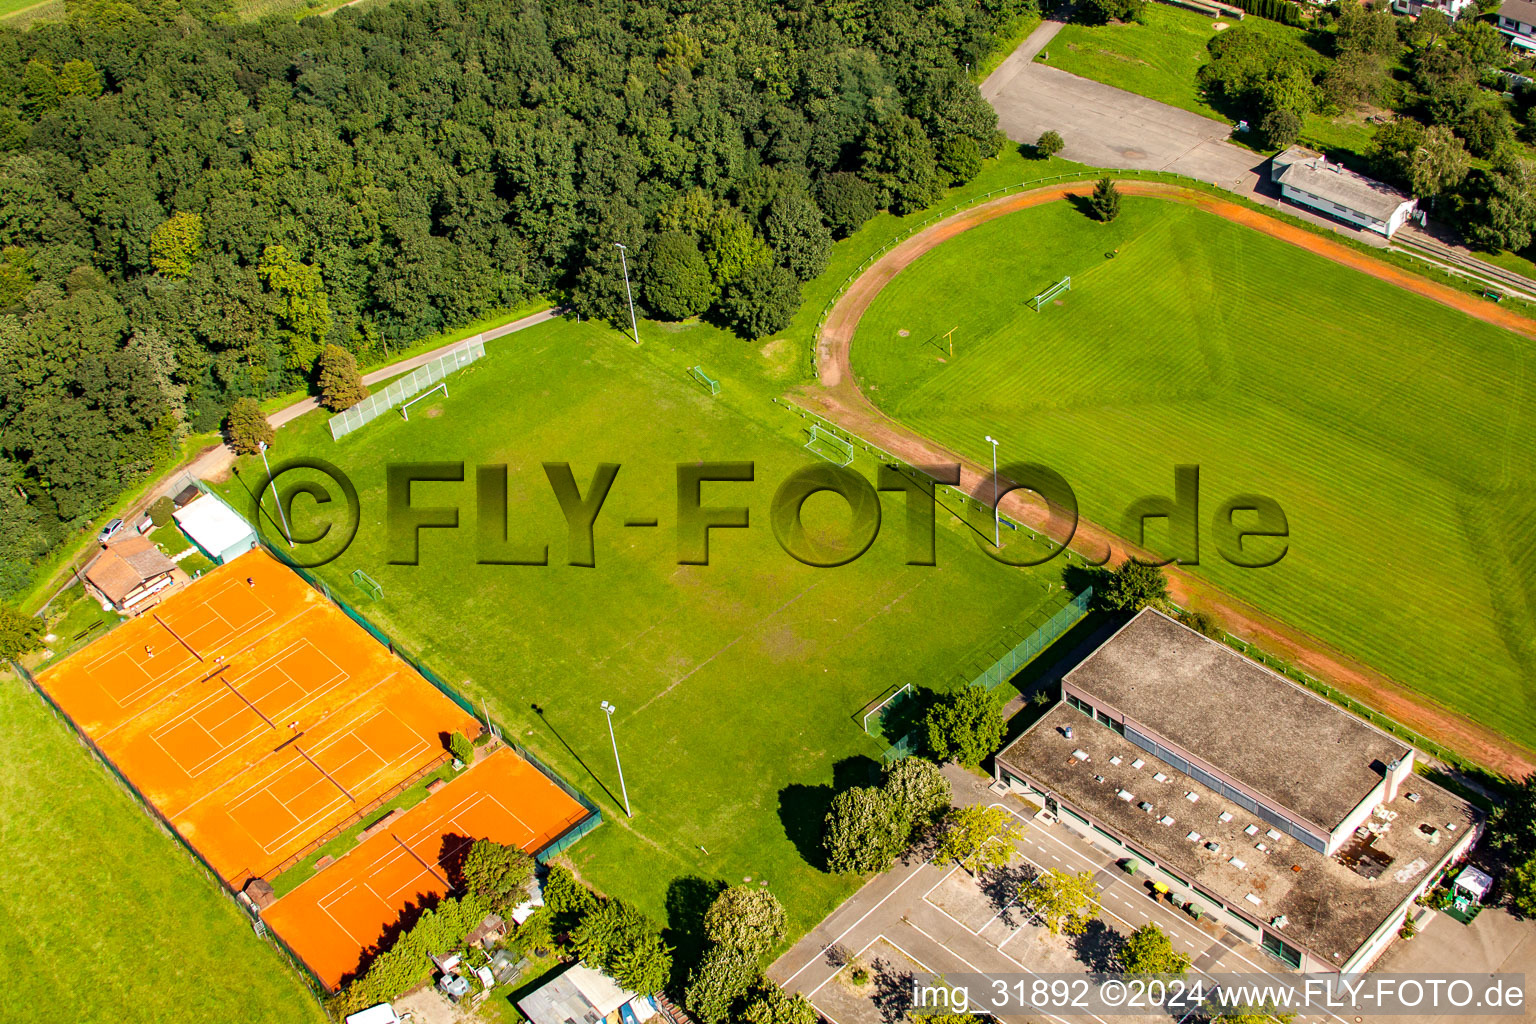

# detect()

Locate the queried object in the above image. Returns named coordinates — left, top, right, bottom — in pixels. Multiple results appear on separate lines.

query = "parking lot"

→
left=770, top=765, right=1529, bottom=1024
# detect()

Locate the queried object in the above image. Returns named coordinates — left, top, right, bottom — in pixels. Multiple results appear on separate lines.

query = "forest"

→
left=0, top=0, right=1030, bottom=598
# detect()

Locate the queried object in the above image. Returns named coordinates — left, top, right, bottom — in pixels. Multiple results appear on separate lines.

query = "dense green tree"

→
left=923, top=686, right=1005, bottom=768
left=823, top=786, right=906, bottom=873
left=1490, top=773, right=1536, bottom=861
left=643, top=232, right=714, bottom=320
left=686, top=946, right=758, bottom=1024
left=571, top=898, right=672, bottom=993
left=316, top=344, right=368, bottom=412
left=936, top=136, right=983, bottom=187
left=148, top=495, right=174, bottom=527
left=935, top=805, right=1025, bottom=875
left=1510, top=856, right=1536, bottom=917
left=1120, top=923, right=1192, bottom=976
left=862, top=115, right=942, bottom=215
left=815, top=173, right=879, bottom=239
left=223, top=397, right=272, bottom=456
left=1260, top=108, right=1303, bottom=150
left=1088, top=177, right=1120, bottom=222
left=543, top=864, right=600, bottom=931
left=1099, top=560, right=1169, bottom=611
left=149, top=212, right=202, bottom=279
left=1076, top=0, right=1145, bottom=24
left=720, top=262, right=799, bottom=339
left=763, top=189, right=832, bottom=282
left=703, top=886, right=787, bottom=956
left=741, top=982, right=817, bottom=1024
left=258, top=245, right=331, bottom=372
left=1035, top=130, right=1064, bottom=158
left=0, top=604, right=43, bottom=660
left=1465, top=156, right=1536, bottom=252
left=703, top=210, right=772, bottom=290
left=1021, top=869, right=1101, bottom=936
left=460, top=839, right=534, bottom=913
left=882, top=756, right=952, bottom=836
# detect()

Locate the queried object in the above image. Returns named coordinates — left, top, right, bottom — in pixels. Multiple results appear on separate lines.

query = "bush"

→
left=543, top=864, right=600, bottom=930
left=881, top=756, right=951, bottom=836
left=685, top=945, right=759, bottom=1024
left=1260, top=108, right=1303, bottom=150
left=1035, top=130, right=1063, bottom=158
left=148, top=495, right=175, bottom=528
left=571, top=897, right=672, bottom=993
left=332, top=894, right=491, bottom=1016
left=923, top=686, right=1004, bottom=768
left=1179, top=608, right=1223, bottom=640
left=936, top=135, right=982, bottom=187
left=224, top=397, right=272, bottom=455
left=449, top=730, right=474, bottom=765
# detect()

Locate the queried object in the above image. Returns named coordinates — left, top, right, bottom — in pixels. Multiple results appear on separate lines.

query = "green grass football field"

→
left=853, top=195, right=1536, bottom=752
left=225, top=318, right=1070, bottom=935
left=0, top=675, right=326, bottom=1024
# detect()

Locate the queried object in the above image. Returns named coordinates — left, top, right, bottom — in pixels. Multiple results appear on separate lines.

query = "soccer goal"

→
left=805, top=423, right=854, bottom=466
left=861, top=683, right=912, bottom=735
left=400, top=381, right=447, bottom=420
left=688, top=365, right=720, bottom=395
left=352, top=569, right=383, bottom=601
left=1032, top=276, right=1071, bottom=312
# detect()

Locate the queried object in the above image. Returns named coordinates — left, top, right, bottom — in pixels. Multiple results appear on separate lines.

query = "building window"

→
left=1262, top=931, right=1303, bottom=969
left=1067, top=695, right=1094, bottom=718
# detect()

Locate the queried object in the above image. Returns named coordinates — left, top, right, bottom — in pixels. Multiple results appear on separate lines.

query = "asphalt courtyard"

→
left=769, top=765, right=1531, bottom=1024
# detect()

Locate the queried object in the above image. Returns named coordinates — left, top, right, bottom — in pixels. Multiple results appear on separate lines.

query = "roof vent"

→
left=1071, top=749, right=1089, bottom=761
left=1186, top=792, right=1199, bottom=803
left=1159, top=815, right=1175, bottom=826
left=1204, top=842, right=1222, bottom=853
left=1093, top=774, right=1105, bottom=783
left=1229, top=857, right=1247, bottom=870
left=1153, top=772, right=1169, bottom=783
left=1218, top=812, right=1233, bottom=823
left=1187, top=831, right=1202, bottom=842
left=1245, top=893, right=1262, bottom=906
left=1138, top=801, right=1154, bottom=813
left=1244, top=824, right=1259, bottom=836
left=1406, top=792, right=1422, bottom=803
left=1271, top=914, right=1288, bottom=929
left=1109, top=755, right=1123, bottom=766
left=1131, top=758, right=1146, bottom=770
left=1118, top=789, right=1135, bottom=802
left=1266, top=828, right=1282, bottom=841
left=1255, top=842, right=1268, bottom=853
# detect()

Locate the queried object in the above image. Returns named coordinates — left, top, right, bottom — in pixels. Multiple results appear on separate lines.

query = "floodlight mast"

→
left=258, top=441, right=293, bottom=546
left=614, top=243, right=640, bottom=346
left=984, top=435, right=1000, bottom=549
left=601, top=700, right=632, bottom=818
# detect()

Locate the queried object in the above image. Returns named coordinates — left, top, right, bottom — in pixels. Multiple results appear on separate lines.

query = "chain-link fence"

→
left=328, top=337, right=486, bottom=440
left=969, top=587, right=1094, bottom=692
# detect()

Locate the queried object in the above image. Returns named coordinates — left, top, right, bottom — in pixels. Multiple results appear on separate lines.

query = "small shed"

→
left=174, top=492, right=258, bottom=564
left=518, top=963, right=659, bottom=1024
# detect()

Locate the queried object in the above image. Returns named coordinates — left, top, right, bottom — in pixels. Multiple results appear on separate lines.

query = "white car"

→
left=97, top=518, right=124, bottom=544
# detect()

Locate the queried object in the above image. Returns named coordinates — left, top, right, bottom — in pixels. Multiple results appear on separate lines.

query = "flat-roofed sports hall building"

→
left=995, top=608, right=1479, bottom=975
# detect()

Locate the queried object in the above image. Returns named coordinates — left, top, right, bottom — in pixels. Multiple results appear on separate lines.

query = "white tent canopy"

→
left=1455, top=866, right=1494, bottom=902
left=173, top=493, right=257, bottom=563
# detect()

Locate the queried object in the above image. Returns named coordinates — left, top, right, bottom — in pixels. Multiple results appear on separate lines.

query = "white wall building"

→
left=1499, top=0, right=1536, bottom=49
left=1271, top=146, right=1419, bottom=238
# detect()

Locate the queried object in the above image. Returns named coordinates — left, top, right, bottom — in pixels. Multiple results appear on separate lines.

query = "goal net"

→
left=805, top=423, right=855, bottom=467
left=1032, top=276, right=1071, bottom=312
left=351, top=569, right=383, bottom=601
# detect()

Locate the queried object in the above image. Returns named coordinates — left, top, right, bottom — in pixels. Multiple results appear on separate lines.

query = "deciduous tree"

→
left=316, top=344, right=368, bottom=412
left=1119, top=923, right=1191, bottom=976
left=923, top=686, right=1005, bottom=768
left=1021, top=869, right=1101, bottom=936
left=703, top=885, right=788, bottom=956
left=935, top=805, right=1025, bottom=875
left=823, top=786, right=906, bottom=873
left=224, top=397, right=271, bottom=455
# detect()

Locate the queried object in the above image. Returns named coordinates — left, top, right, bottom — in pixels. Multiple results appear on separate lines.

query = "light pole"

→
left=614, top=243, right=640, bottom=346
left=600, top=700, right=632, bottom=817
left=258, top=441, right=293, bottom=546
left=984, top=435, right=1000, bottom=549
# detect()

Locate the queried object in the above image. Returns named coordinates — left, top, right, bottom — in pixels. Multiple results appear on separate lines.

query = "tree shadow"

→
left=778, top=756, right=882, bottom=870
left=1072, top=917, right=1126, bottom=974
left=979, top=862, right=1038, bottom=914
left=663, top=874, right=728, bottom=987
left=337, top=890, right=444, bottom=987
left=870, top=956, right=915, bottom=1023
left=438, top=831, right=475, bottom=890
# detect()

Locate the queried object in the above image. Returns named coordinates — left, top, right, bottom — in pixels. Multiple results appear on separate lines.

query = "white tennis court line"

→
left=148, top=638, right=354, bottom=780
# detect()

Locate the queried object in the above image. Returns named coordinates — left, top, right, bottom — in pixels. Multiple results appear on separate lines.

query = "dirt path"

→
left=806, top=179, right=1536, bottom=778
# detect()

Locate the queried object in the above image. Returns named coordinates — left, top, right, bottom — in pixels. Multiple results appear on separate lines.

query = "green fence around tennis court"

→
left=260, top=542, right=605, bottom=855
left=969, top=587, right=1093, bottom=692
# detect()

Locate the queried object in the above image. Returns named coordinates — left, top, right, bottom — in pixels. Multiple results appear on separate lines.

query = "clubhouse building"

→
left=995, top=608, right=1478, bottom=975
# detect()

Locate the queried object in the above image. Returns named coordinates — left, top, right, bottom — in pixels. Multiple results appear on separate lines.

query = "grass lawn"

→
left=853, top=195, right=1536, bottom=752
left=220, top=317, right=1070, bottom=938
left=0, top=674, right=326, bottom=1024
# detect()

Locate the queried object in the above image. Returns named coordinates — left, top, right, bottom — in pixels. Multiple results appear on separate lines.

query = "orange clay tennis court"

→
left=36, top=548, right=480, bottom=886
left=262, top=747, right=590, bottom=989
